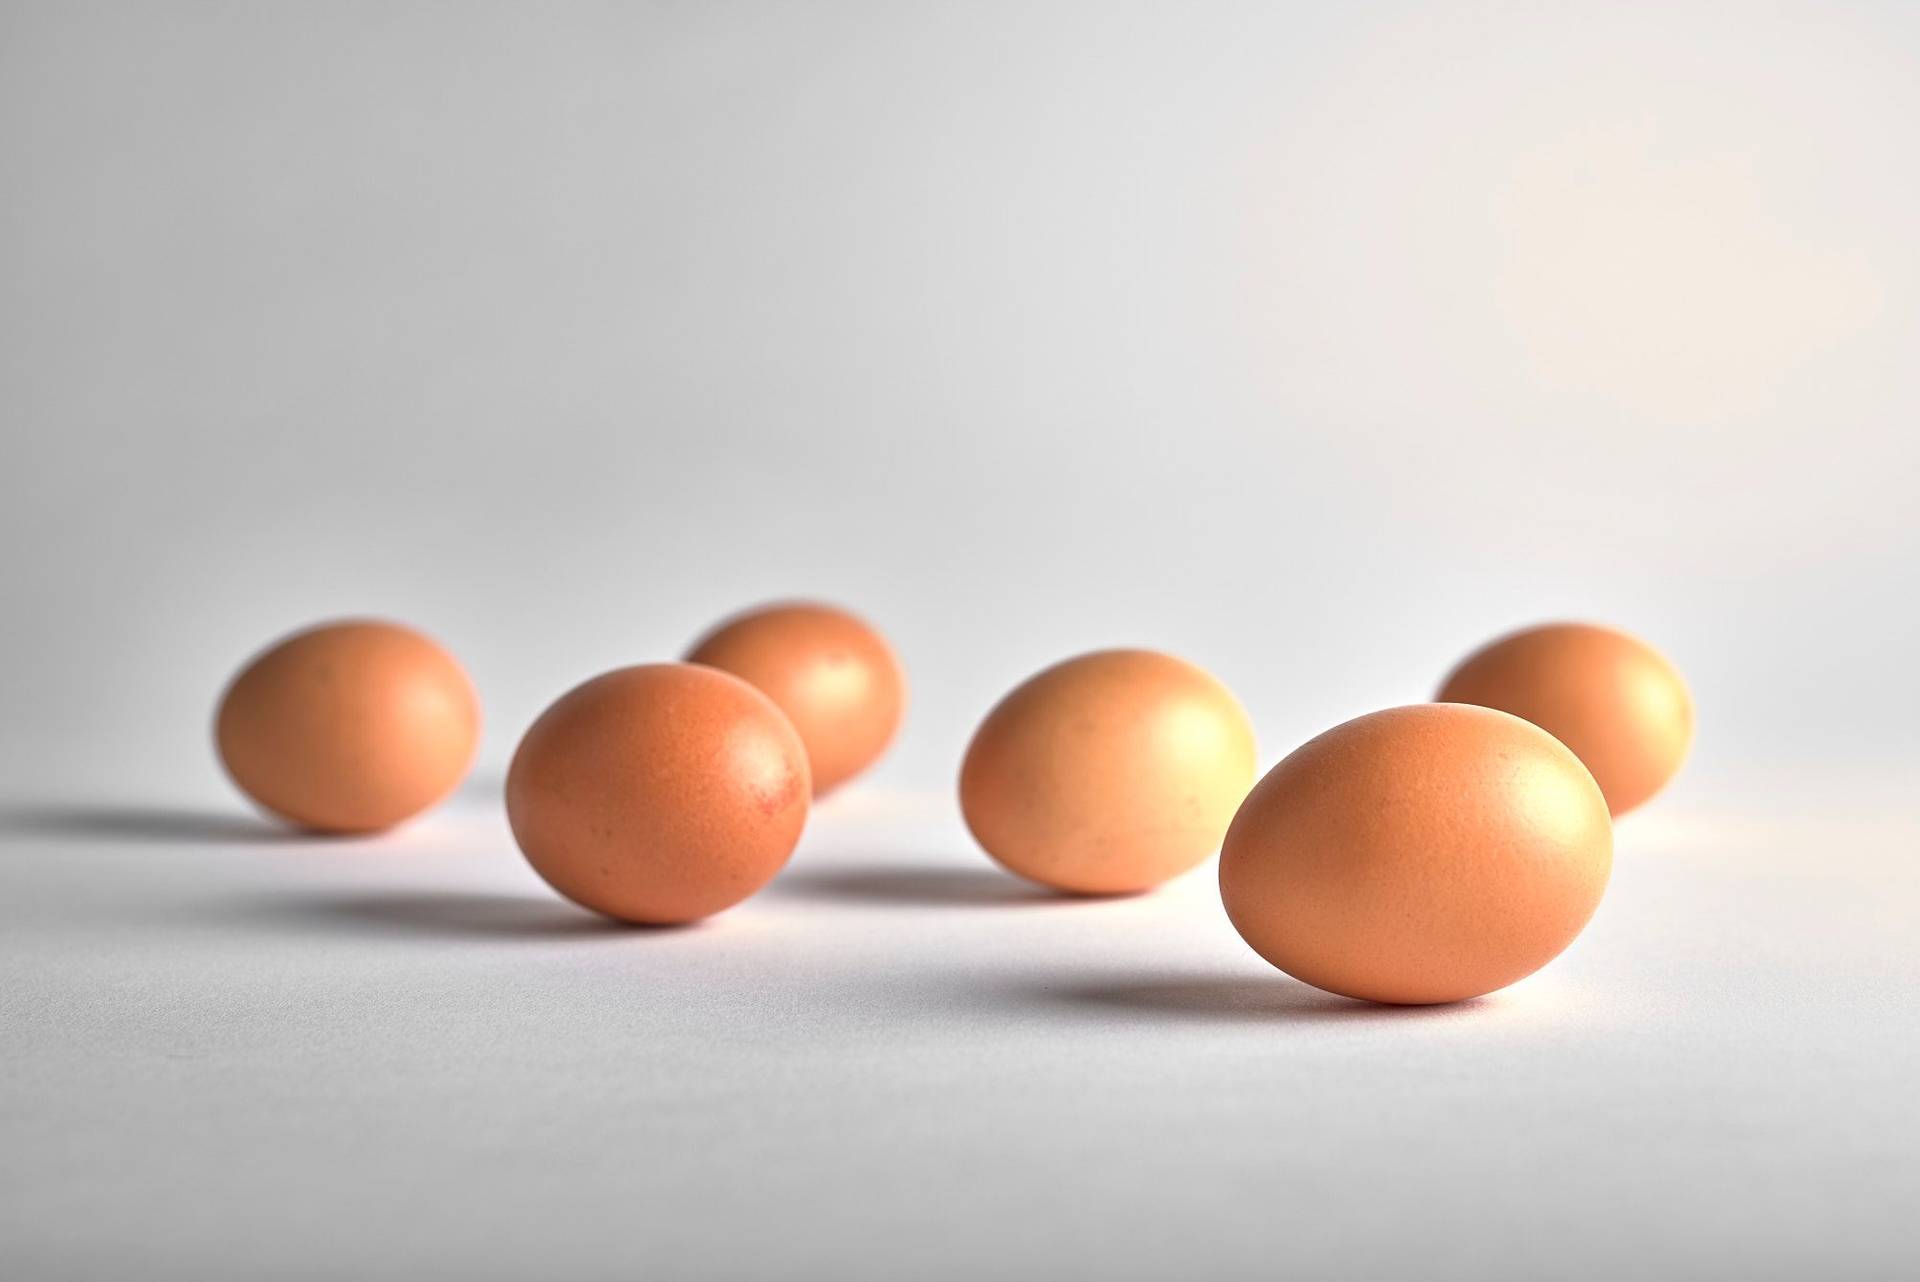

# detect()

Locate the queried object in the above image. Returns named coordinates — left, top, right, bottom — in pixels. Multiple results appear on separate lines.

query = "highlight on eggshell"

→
left=685, top=600, right=906, bottom=797
left=506, top=662, right=811, bottom=925
left=215, top=618, right=481, bottom=834
left=1436, top=621, right=1693, bottom=816
left=1220, top=703, right=1613, bottom=1005
left=959, top=648, right=1258, bottom=895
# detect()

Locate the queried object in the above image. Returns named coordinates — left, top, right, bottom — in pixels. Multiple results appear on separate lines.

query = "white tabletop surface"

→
left=4, top=773, right=1915, bottom=1281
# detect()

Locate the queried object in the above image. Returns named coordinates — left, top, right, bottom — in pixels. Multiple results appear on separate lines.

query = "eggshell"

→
left=1220, top=704, right=1612, bottom=1005
left=215, top=619, right=480, bottom=833
left=685, top=602, right=905, bottom=796
left=959, top=649, right=1258, bottom=895
left=506, top=663, right=809, bottom=924
left=1437, top=622, right=1693, bottom=815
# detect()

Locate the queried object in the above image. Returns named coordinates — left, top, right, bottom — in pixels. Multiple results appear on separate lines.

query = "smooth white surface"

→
left=4, top=779, right=1916, bottom=1280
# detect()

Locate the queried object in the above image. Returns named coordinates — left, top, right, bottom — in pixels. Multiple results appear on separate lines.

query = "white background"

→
left=4, top=3, right=1917, bottom=1277
left=4, top=0, right=1916, bottom=794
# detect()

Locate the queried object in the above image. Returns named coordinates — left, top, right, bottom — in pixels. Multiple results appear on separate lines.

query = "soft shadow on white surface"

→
left=1015, top=974, right=1499, bottom=1024
left=213, top=889, right=650, bottom=941
left=773, top=863, right=1060, bottom=907
left=0, top=803, right=301, bottom=846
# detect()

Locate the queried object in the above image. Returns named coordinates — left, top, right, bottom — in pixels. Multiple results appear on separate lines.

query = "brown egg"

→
left=1220, top=704, right=1612, bottom=1005
left=215, top=619, right=480, bottom=833
left=685, top=601, right=905, bottom=796
left=506, top=663, right=809, bottom=924
left=1437, top=622, right=1693, bottom=815
left=959, top=649, right=1258, bottom=895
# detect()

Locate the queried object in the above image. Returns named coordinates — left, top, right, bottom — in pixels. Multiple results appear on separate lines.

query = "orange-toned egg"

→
left=1437, top=622, right=1693, bottom=815
left=506, top=663, right=809, bottom=924
left=685, top=601, right=905, bottom=796
left=216, top=619, right=480, bottom=833
left=960, top=649, right=1258, bottom=895
left=1220, top=704, right=1612, bottom=1005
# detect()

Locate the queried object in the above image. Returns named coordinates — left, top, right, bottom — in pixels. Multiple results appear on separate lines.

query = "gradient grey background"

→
left=4, top=3, right=1917, bottom=1279
left=5, top=0, right=1916, bottom=797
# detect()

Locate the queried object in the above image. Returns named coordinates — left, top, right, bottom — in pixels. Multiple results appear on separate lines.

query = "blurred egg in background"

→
left=216, top=619, right=480, bottom=833
left=686, top=602, right=905, bottom=797
left=1438, top=622, right=1693, bottom=816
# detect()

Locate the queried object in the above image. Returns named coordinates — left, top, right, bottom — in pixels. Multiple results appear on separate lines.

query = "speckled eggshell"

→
left=959, top=649, right=1258, bottom=895
left=1219, top=703, right=1613, bottom=1005
left=685, top=602, right=905, bottom=796
left=215, top=619, right=480, bottom=833
left=1437, top=622, right=1693, bottom=815
left=506, top=663, right=810, bottom=924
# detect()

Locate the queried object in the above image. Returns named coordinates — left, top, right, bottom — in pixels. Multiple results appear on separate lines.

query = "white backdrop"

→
left=4, top=1, right=1916, bottom=804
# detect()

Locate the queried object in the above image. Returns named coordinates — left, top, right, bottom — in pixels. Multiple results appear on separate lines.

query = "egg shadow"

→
left=1014, top=974, right=1496, bottom=1024
left=774, top=863, right=1062, bottom=908
left=0, top=803, right=305, bottom=846
left=217, top=889, right=658, bottom=941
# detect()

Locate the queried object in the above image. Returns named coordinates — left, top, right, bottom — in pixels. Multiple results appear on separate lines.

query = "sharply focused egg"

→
left=960, top=649, right=1258, bottom=895
left=1437, top=622, right=1693, bottom=815
left=685, top=601, right=905, bottom=796
left=216, top=619, right=480, bottom=833
left=1220, top=704, right=1612, bottom=1005
left=506, top=663, right=810, bottom=924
